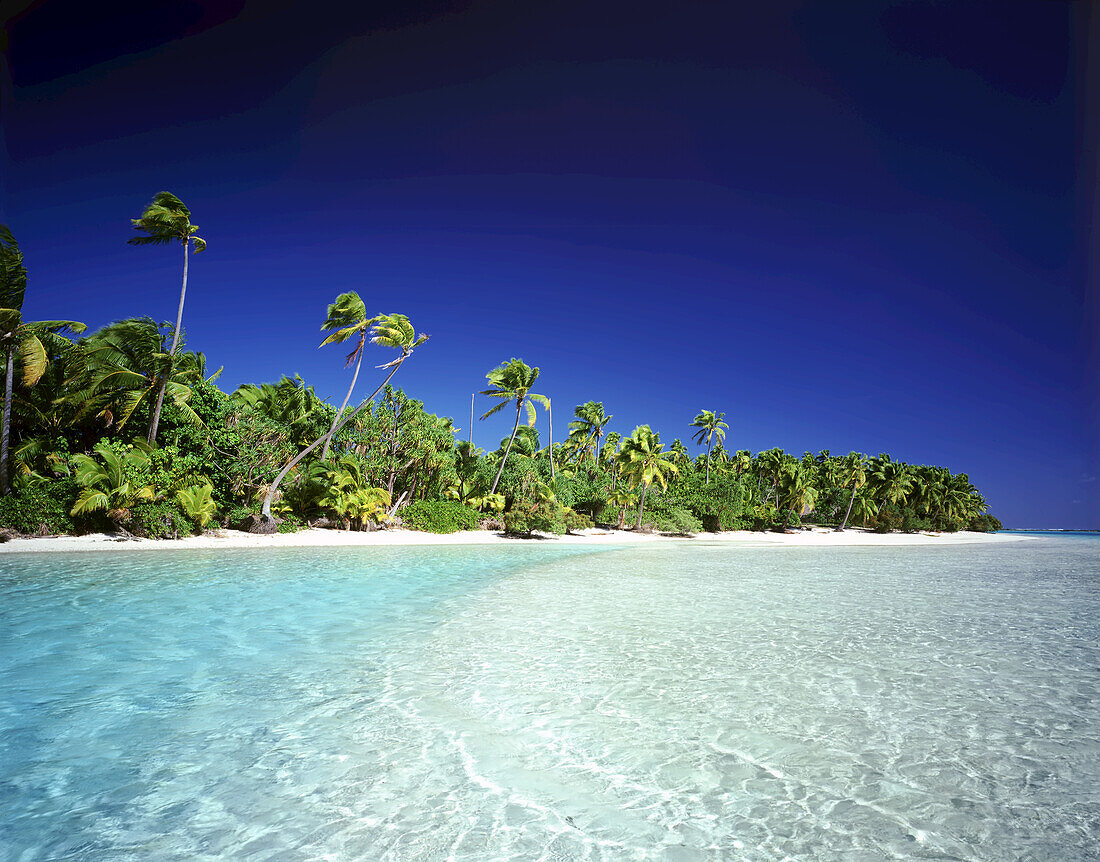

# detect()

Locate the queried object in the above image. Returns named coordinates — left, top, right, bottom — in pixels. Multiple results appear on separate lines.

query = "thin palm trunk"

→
left=489, top=400, right=523, bottom=496
left=262, top=360, right=404, bottom=521
left=548, top=399, right=555, bottom=481
left=705, top=437, right=712, bottom=484
left=469, top=393, right=474, bottom=444
left=635, top=481, right=648, bottom=529
left=837, top=479, right=858, bottom=531
left=1, top=350, right=12, bottom=495
left=148, top=240, right=189, bottom=444
left=321, top=337, right=364, bottom=460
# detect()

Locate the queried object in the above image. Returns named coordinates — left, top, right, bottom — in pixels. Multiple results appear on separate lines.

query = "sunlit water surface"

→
left=2, top=537, right=1098, bottom=861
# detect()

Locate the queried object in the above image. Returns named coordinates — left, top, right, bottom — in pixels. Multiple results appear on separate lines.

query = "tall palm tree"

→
left=619, top=424, right=679, bottom=528
left=0, top=226, right=85, bottom=494
left=834, top=451, right=868, bottom=531
left=317, top=292, right=377, bottom=459
left=690, top=409, right=728, bottom=484
left=567, top=401, right=612, bottom=466
left=261, top=313, right=427, bottom=523
left=127, top=192, right=206, bottom=444
left=479, top=359, right=549, bottom=495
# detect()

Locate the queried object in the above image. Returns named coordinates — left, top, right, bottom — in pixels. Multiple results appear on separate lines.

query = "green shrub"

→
left=968, top=513, right=1003, bottom=532
left=130, top=500, right=190, bottom=539
left=277, top=513, right=307, bottom=533
left=656, top=506, right=703, bottom=535
left=503, top=499, right=566, bottom=535
left=0, top=479, right=78, bottom=535
left=563, top=507, right=593, bottom=533
left=401, top=500, right=481, bottom=533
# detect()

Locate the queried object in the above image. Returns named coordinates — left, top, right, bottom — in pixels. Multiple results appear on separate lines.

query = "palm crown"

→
left=127, top=192, right=206, bottom=252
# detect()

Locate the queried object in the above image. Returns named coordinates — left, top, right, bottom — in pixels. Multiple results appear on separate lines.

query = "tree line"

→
left=0, top=195, right=999, bottom=537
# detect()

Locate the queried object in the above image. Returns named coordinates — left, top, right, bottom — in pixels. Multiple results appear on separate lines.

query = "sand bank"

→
left=0, top=527, right=1031, bottom=554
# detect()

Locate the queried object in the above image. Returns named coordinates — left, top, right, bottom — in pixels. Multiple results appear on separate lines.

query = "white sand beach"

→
left=0, top=527, right=1032, bottom=554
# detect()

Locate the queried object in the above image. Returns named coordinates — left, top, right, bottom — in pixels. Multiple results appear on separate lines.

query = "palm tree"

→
left=70, top=441, right=156, bottom=535
left=66, top=318, right=208, bottom=435
left=690, top=409, right=728, bottom=485
left=177, top=484, right=217, bottom=530
left=619, top=425, right=679, bottom=529
left=607, top=488, right=637, bottom=529
left=479, top=359, right=549, bottom=495
left=0, top=226, right=85, bottom=494
left=317, top=292, right=377, bottom=459
left=733, top=449, right=752, bottom=479
left=261, top=313, right=427, bottom=524
left=127, top=192, right=206, bottom=444
left=232, top=375, right=325, bottom=448
left=567, top=401, right=612, bottom=466
left=834, top=451, right=868, bottom=531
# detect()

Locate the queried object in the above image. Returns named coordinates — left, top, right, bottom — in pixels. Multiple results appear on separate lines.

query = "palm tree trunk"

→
left=489, top=400, right=523, bottom=495
left=262, top=359, right=404, bottom=521
left=321, top=337, right=364, bottom=460
left=147, top=239, right=189, bottom=445
left=469, top=393, right=474, bottom=444
left=837, top=480, right=857, bottom=531
left=635, top=482, right=648, bottom=529
left=548, top=399, right=555, bottom=481
left=1, top=349, right=13, bottom=495
left=705, top=439, right=712, bottom=485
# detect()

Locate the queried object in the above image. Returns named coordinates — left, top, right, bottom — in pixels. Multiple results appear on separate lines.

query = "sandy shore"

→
left=0, top=527, right=1031, bottom=554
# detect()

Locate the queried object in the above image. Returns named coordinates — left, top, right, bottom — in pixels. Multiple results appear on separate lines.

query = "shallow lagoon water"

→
left=2, top=538, right=1098, bottom=860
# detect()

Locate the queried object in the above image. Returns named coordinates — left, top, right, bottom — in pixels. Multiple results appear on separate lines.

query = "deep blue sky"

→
left=3, top=0, right=1097, bottom=527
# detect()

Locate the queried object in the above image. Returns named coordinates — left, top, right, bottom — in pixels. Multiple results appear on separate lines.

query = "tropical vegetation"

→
left=0, top=212, right=1001, bottom=539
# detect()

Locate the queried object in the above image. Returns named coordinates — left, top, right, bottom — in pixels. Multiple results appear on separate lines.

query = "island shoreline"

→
left=0, top=528, right=1032, bottom=554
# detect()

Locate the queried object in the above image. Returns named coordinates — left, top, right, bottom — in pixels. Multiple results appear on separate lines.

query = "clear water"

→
left=2, top=538, right=1098, bottom=861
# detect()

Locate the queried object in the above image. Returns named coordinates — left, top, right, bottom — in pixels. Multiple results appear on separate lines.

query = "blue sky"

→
left=4, top=0, right=1096, bottom=527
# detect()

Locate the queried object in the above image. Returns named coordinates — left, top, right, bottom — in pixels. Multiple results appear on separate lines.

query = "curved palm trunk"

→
left=148, top=239, right=189, bottom=444
left=836, top=479, right=858, bottom=531
left=321, top=337, right=365, bottom=460
left=635, top=481, right=649, bottom=529
left=262, top=360, right=404, bottom=522
left=489, top=399, right=523, bottom=496
left=1, top=349, right=13, bottom=495
left=705, top=438, right=712, bottom=485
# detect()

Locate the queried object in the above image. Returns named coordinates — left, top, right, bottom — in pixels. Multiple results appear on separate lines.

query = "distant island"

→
left=0, top=200, right=999, bottom=541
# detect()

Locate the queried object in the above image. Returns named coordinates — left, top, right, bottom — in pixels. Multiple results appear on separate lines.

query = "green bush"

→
left=277, top=513, right=307, bottom=533
left=130, top=500, right=190, bottom=539
left=503, top=499, right=566, bottom=535
left=563, top=507, right=593, bottom=533
left=657, top=506, right=703, bottom=535
left=0, top=479, right=78, bottom=535
left=401, top=500, right=481, bottom=533
left=968, top=513, right=1003, bottom=532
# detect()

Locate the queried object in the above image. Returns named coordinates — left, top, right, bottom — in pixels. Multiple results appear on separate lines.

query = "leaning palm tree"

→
left=690, top=409, right=728, bottom=485
left=619, top=425, right=679, bottom=528
left=835, top=451, right=868, bottom=531
left=127, top=192, right=206, bottom=444
left=317, top=292, right=377, bottom=459
left=479, top=359, right=549, bottom=495
left=261, top=313, right=428, bottom=524
left=0, top=226, right=86, bottom=494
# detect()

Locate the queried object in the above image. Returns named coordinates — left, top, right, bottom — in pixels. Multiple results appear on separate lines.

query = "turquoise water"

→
left=2, top=538, right=1098, bottom=860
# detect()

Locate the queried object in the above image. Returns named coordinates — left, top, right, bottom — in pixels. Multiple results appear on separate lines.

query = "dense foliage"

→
left=0, top=214, right=999, bottom=538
